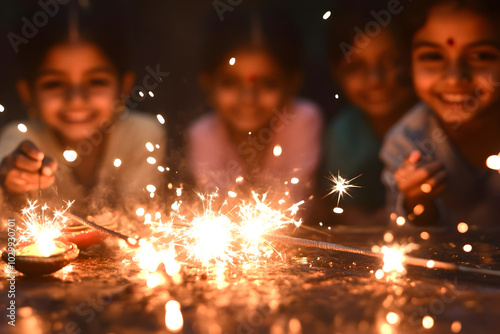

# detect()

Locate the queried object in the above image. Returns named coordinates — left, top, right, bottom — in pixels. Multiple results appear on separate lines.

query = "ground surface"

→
left=1, top=227, right=500, bottom=334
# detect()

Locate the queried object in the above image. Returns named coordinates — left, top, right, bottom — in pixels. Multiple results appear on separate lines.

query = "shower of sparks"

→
left=137, top=191, right=303, bottom=267
left=18, top=201, right=73, bottom=256
left=237, top=192, right=302, bottom=258
left=372, top=243, right=420, bottom=280
left=326, top=172, right=360, bottom=206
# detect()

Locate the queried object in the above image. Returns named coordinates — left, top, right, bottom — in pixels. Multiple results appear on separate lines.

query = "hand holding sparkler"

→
left=0, top=140, right=57, bottom=194
left=394, top=150, right=445, bottom=222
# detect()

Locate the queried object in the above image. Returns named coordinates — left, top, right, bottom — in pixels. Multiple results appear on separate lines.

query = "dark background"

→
left=0, top=0, right=342, bottom=156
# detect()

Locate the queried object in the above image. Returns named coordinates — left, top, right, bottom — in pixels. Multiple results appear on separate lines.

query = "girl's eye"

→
left=40, top=80, right=65, bottom=90
left=89, top=78, right=112, bottom=87
left=469, top=51, right=499, bottom=62
left=416, top=52, right=443, bottom=62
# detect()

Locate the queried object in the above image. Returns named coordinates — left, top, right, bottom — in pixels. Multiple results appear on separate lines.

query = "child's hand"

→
left=0, top=140, right=57, bottom=193
left=394, top=150, right=446, bottom=212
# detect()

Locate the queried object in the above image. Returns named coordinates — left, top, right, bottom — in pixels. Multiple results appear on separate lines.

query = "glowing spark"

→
left=157, top=114, right=166, bottom=124
left=386, top=312, right=399, bottom=325
left=136, top=208, right=145, bottom=216
left=291, top=177, right=299, bottom=184
left=188, top=214, right=233, bottom=264
left=228, top=191, right=237, bottom=198
left=273, top=145, right=282, bottom=156
left=148, top=91, right=154, bottom=97
left=146, top=142, right=154, bottom=152
left=229, top=57, right=236, bottom=65
left=381, top=246, right=405, bottom=273
left=396, top=216, right=406, bottom=226
left=63, top=150, right=78, bottom=162
left=235, top=176, right=244, bottom=183
left=420, top=183, right=432, bottom=193
left=426, top=260, right=435, bottom=268
left=383, top=232, right=394, bottom=243
left=139, top=91, right=144, bottom=97
left=457, top=222, right=468, bottom=233
left=333, top=207, right=343, bottom=214
left=463, top=244, right=472, bottom=252
left=451, top=321, right=462, bottom=333
left=486, top=154, right=500, bottom=170
left=17, top=123, right=28, bottom=133
left=323, top=11, right=331, bottom=20
left=413, top=204, right=424, bottom=216
left=334, top=93, right=339, bottom=99
left=113, top=158, right=122, bottom=167
left=147, top=157, right=156, bottom=164
left=146, top=272, right=165, bottom=288
left=326, top=172, right=360, bottom=206
left=375, top=269, right=384, bottom=279
left=158, top=166, right=165, bottom=172
left=165, top=300, right=183, bottom=332
left=422, top=316, right=434, bottom=329
left=420, top=231, right=430, bottom=240
left=146, top=184, right=156, bottom=193
left=0, top=104, right=4, bottom=112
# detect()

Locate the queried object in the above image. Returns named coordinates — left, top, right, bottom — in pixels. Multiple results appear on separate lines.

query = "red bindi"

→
left=446, top=38, right=454, bottom=46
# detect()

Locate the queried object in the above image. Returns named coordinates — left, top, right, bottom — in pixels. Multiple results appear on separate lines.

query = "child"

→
left=0, top=14, right=166, bottom=216
left=380, top=0, right=500, bottom=229
left=186, top=8, right=322, bottom=202
left=323, top=3, right=416, bottom=226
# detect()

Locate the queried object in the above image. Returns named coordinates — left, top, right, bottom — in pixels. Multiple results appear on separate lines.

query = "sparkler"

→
left=264, top=234, right=500, bottom=277
left=326, top=172, right=360, bottom=212
left=18, top=201, right=72, bottom=255
left=66, top=212, right=139, bottom=247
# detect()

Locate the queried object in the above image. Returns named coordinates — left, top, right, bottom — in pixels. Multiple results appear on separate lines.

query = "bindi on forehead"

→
left=446, top=38, right=454, bottom=46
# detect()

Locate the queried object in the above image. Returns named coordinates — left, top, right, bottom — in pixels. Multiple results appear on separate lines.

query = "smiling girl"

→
left=186, top=8, right=322, bottom=202
left=0, top=15, right=166, bottom=215
left=381, top=0, right=500, bottom=229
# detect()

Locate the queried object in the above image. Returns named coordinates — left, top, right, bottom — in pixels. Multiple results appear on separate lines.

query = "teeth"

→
left=441, top=93, right=469, bottom=103
left=63, top=113, right=91, bottom=122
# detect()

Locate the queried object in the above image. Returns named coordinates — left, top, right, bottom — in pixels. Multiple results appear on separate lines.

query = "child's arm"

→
left=393, top=150, right=446, bottom=224
left=0, top=140, right=57, bottom=194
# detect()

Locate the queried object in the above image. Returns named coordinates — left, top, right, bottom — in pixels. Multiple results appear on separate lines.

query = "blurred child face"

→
left=204, top=49, right=294, bottom=134
left=335, top=29, right=413, bottom=119
left=412, top=4, right=500, bottom=125
left=30, top=41, right=121, bottom=145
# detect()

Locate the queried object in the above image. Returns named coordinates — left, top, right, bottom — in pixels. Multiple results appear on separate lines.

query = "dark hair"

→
left=400, top=0, right=500, bottom=48
left=327, top=0, right=406, bottom=66
left=200, top=6, right=304, bottom=77
left=17, top=3, right=133, bottom=83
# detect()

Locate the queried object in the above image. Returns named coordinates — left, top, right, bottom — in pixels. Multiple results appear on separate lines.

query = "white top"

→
left=0, top=110, right=167, bottom=216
